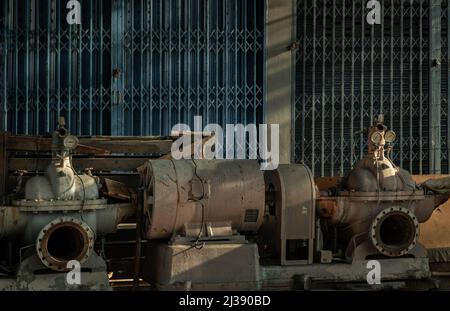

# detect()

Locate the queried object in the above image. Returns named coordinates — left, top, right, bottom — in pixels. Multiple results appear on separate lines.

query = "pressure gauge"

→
left=384, top=130, right=396, bottom=143
left=63, top=135, right=79, bottom=150
left=370, top=131, right=383, bottom=145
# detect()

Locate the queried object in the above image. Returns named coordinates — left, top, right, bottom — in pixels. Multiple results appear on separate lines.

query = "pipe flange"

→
left=370, top=206, right=419, bottom=257
left=36, top=217, right=94, bottom=272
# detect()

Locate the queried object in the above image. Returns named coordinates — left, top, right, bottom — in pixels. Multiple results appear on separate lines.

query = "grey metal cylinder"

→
left=140, top=159, right=266, bottom=239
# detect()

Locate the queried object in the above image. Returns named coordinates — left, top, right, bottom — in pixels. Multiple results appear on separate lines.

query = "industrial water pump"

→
left=317, top=115, right=450, bottom=261
left=0, top=118, right=133, bottom=290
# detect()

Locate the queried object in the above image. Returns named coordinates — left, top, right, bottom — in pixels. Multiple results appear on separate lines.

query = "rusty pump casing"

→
left=0, top=119, right=133, bottom=290
left=317, top=116, right=449, bottom=261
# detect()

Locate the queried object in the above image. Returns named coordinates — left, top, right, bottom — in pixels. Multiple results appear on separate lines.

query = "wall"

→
left=266, top=0, right=295, bottom=164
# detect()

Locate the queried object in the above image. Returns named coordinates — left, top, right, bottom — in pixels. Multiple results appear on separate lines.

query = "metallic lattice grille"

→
left=0, top=0, right=113, bottom=135
left=0, top=0, right=265, bottom=136
left=295, top=0, right=436, bottom=176
left=116, top=0, right=265, bottom=136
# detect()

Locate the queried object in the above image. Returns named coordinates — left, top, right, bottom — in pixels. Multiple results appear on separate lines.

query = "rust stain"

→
left=317, top=198, right=337, bottom=219
left=415, top=175, right=450, bottom=249
left=315, top=176, right=342, bottom=192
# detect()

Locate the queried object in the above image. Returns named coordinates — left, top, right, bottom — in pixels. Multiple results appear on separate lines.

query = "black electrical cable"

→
left=191, top=159, right=206, bottom=250
left=172, top=159, right=206, bottom=255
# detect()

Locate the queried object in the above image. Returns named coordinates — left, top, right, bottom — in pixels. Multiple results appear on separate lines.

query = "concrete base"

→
left=142, top=242, right=261, bottom=290
left=143, top=242, right=435, bottom=290
left=0, top=253, right=111, bottom=291
left=261, top=257, right=433, bottom=290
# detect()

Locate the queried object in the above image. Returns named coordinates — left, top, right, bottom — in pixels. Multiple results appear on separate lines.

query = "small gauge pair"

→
left=370, top=130, right=396, bottom=145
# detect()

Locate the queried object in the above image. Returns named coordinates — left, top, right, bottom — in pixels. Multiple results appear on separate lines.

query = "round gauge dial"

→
left=384, top=130, right=396, bottom=143
left=370, top=131, right=383, bottom=145
left=63, top=135, right=79, bottom=149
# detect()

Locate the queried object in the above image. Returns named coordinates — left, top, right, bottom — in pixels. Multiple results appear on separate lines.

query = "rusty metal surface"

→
left=9, top=157, right=151, bottom=173
left=11, top=199, right=108, bottom=211
left=315, top=176, right=342, bottom=192
left=3, top=133, right=174, bottom=155
left=318, top=192, right=438, bottom=225
left=102, top=178, right=131, bottom=201
left=314, top=119, right=447, bottom=261
left=416, top=175, right=450, bottom=249
left=318, top=188, right=445, bottom=259
left=159, top=134, right=214, bottom=160
left=316, top=199, right=337, bottom=220
left=370, top=207, right=419, bottom=257
left=36, top=217, right=95, bottom=272
left=315, top=174, right=450, bottom=252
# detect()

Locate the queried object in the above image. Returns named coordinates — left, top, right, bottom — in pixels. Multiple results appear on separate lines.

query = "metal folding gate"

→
left=295, top=0, right=449, bottom=176
left=0, top=0, right=265, bottom=136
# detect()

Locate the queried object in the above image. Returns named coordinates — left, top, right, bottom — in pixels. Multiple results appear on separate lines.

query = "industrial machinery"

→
left=137, top=159, right=317, bottom=289
left=316, top=116, right=449, bottom=263
left=0, top=118, right=134, bottom=290
left=1, top=115, right=449, bottom=290
left=137, top=116, right=450, bottom=290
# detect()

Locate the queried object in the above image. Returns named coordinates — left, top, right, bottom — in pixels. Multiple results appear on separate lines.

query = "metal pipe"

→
left=370, top=207, right=418, bottom=257
left=35, top=217, right=94, bottom=271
